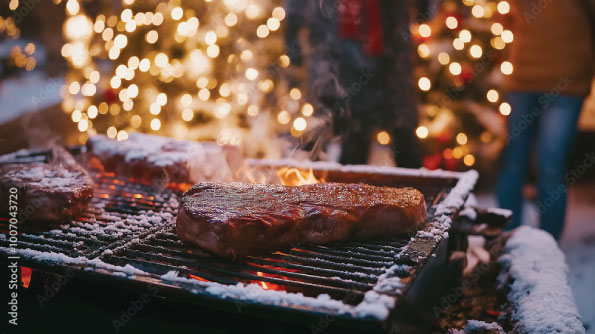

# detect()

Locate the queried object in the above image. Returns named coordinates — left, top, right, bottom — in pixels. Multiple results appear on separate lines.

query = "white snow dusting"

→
left=161, top=270, right=395, bottom=320
left=0, top=247, right=149, bottom=277
left=463, top=320, right=504, bottom=333
left=498, top=227, right=585, bottom=334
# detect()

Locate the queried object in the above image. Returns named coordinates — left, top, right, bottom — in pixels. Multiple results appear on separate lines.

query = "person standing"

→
left=496, top=0, right=594, bottom=240
left=285, top=0, right=429, bottom=167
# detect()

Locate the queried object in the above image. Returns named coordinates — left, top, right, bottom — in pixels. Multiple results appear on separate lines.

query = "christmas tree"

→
left=411, top=0, right=512, bottom=170
left=59, top=0, right=310, bottom=158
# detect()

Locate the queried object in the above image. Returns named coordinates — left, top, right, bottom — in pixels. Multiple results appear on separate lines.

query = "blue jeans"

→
left=496, top=92, right=583, bottom=240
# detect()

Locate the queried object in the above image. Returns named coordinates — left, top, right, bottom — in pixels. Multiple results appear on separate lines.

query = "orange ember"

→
left=21, top=266, right=32, bottom=288
left=188, top=273, right=209, bottom=282
left=276, top=167, right=324, bottom=186
left=256, top=272, right=269, bottom=289
left=168, top=182, right=193, bottom=192
left=252, top=271, right=287, bottom=291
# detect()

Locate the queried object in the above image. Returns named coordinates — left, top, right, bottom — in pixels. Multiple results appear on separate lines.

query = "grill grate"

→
left=86, top=177, right=450, bottom=306
left=0, top=172, right=178, bottom=258
left=0, top=153, right=473, bottom=331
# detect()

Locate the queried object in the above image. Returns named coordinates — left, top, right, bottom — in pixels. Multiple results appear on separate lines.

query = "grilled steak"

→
left=176, top=182, right=426, bottom=260
left=0, top=148, right=94, bottom=224
left=86, top=133, right=243, bottom=185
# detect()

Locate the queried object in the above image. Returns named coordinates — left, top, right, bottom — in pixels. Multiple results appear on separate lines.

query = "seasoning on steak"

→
left=0, top=147, right=94, bottom=224
left=86, top=133, right=243, bottom=185
left=176, top=182, right=427, bottom=260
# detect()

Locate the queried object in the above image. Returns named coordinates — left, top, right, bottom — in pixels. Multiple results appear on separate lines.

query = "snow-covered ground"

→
left=0, top=72, right=63, bottom=124
left=477, top=183, right=595, bottom=333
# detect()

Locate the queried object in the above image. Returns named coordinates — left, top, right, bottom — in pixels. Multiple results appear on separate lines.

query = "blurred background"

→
left=1, top=0, right=593, bottom=176
left=0, top=0, right=594, bottom=330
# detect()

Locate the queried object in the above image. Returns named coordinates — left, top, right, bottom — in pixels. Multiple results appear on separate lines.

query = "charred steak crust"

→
left=0, top=150, right=94, bottom=224
left=176, top=182, right=427, bottom=260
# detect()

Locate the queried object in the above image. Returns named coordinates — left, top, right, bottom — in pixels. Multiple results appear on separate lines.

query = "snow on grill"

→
left=0, top=154, right=477, bottom=330
left=0, top=172, right=177, bottom=259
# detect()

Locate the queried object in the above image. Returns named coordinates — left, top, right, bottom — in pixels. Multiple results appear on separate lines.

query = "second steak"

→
left=176, top=182, right=427, bottom=260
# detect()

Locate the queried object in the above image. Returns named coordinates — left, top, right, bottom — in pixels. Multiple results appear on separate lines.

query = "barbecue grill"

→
left=0, top=149, right=481, bottom=333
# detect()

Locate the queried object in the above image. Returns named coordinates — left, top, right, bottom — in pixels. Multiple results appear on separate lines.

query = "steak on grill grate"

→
left=0, top=147, right=94, bottom=223
left=176, top=182, right=427, bottom=260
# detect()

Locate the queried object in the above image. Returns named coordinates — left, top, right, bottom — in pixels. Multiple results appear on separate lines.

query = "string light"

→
left=247, top=105, right=259, bottom=116
left=459, top=29, right=471, bottom=43
left=497, top=1, right=510, bottom=14
left=453, top=38, right=465, bottom=50
left=471, top=5, right=484, bottom=18
left=277, top=111, right=290, bottom=124
left=418, top=77, right=431, bottom=91
left=150, top=118, right=161, bottom=130
left=245, top=68, right=258, bottom=80
left=449, top=62, right=462, bottom=75
left=289, top=88, right=301, bottom=100
left=71, top=109, right=82, bottom=122
left=499, top=102, right=512, bottom=116
left=272, top=7, right=285, bottom=20
left=453, top=147, right=464, bottom=159
left=78, top=119, right=89, bottom=132
left=490, top=36, right=506, bottom=49
left=416, top=126, right=429, bottom=139
left=225, top=13, right=238, bottom=26
left=107, top=126, right=117, bottom=138
left=301, top=103, right=314, bottom=117
left=445, top=16, right=458, bottom=29
left=293, top=117, right=307, bottom=131
left=87, top=105, right=98, bottom=119
left=181, top=109, right=194, bottom=121
left=377, top=131, right=391, bottom=145
left=487, top=89, right=499, bottom=102
left=116, top=130, right=128, bottom=141
left=491, top=23, right=503, bottom=35
left=456, top=133, right=468, bottom=145
left=418, top=43, right=430, bottom=58
left=470, top=45, right=482, bottom=58
left=267, top=18, right=280, bottom=31
left=418, top=24, right=431, bottom=38
left=463, top=154, right=475, bottom=166
left=171, top=7, right=183, bottom=20
left=438, top=52, right=450, bottom=65
left=130, top=115, right=142, bottom=128
left=257, top=25, right=269, bottom=38
left=501, top=30, right=514, bottom=43
left=500, top=61, right=513, bottom=75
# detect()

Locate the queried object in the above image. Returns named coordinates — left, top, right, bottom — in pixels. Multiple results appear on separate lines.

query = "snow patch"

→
left=464, top=320, right=504, bottom=333
left=160, top=270, right=396, bottom=320
left=0, top=247, right=148, bottom=277
left=459, top=207, right=478, bottom=221
left=498, top=227, right=585, bottom=334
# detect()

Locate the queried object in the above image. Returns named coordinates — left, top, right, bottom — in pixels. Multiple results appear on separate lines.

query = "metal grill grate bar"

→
left=245, top=256, right=383, bottom=281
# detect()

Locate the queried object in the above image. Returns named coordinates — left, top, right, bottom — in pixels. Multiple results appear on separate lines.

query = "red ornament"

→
left=460, top=66, right=474, bottom=83
left=104, top=87, right=116, bottom=103
left=423, top=152, right=443, bottom=170
left=436, top=131, right=452, bottom=144
left=444, top=157, right=457, bottom=171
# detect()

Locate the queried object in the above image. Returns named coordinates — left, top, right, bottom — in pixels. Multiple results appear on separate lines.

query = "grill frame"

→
left=0, top=152, right=478, bottom=333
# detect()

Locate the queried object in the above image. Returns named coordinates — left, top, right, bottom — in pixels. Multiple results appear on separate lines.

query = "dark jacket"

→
left=285, top=0, right=420, bottom=130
